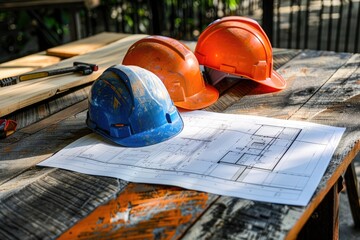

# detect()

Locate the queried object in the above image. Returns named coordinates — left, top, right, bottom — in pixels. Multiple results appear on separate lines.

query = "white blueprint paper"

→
left=38, top=111, right=345, bottom=206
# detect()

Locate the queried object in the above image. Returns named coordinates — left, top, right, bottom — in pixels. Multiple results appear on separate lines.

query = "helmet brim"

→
left=247, top=70, right=286, bottom=90
left=90, top=114, right=184, bottom=148
left=269, top=70, right=286, bottom=90
left=174, top=84, right=219, bottom=110
left=204, top=66, right=286, bottom=91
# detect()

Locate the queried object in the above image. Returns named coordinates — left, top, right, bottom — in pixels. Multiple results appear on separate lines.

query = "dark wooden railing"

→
left=0, top=0, right=359, bottom=63
left=79, top=0, right=360, bottom=53
left=86, top=0, right=261, bottom=40
left=271, top=0, right=360, bottom=53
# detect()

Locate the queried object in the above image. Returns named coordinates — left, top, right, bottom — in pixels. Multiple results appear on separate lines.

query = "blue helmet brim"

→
left=88, top=112, right=184, bottom=148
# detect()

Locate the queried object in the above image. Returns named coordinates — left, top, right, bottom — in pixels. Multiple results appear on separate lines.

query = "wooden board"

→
left=46, top=32, right=130, bottom=58
left=287, top=54, right=360, bottom=239
left=184, top=52, right=360, bottom=240
left=0, top=49, right=302, bottom=240
left=1, top=46, right=359, bottom=239
left=0, top=33, right=128, bottom=83
left=58, top=183, right=218, bottom=240
left=1, top=84, right=91, bottom=133
left=0, top=108, right=219, bottom=240
left=0, top=52, right=61, bottom=79
left=0, top=34, right=148, bottom=118
left=0, top=168, right=123, bottom=239
left=0, top=101, right=90, bottom=185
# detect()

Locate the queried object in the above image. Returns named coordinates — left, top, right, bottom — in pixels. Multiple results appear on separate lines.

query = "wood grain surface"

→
left=0, top=36, right=359, bottom=240
left=0, top=34, right=148, bottom=118
left=46, top=32, right=130, bottom=58
left=58, top=183, right=218, bottom=240
left=0, top=52, right=61, bottom=78
left=195, top=51, right=360, bottom=240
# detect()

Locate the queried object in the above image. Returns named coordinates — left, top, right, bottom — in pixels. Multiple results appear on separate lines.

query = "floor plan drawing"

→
left=38, top=111, right=345, bottom=206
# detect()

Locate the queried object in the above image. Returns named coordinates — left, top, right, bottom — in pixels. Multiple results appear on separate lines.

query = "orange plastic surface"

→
left=123, top=36, right=219, bottom=110
left=195, top=16, right=286, bottom=90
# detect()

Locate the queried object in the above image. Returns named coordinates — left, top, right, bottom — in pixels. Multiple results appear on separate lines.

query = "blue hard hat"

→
left=86, top=65, right=184, bottom=147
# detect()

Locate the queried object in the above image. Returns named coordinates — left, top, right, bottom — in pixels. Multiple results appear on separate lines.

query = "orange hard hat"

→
left=195, top=16, right=286, bottom=90
left=122, top=35, right=219, bottom=110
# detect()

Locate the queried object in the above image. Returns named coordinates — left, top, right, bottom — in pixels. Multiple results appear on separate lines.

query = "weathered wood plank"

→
left=58, top=183, right=218, bottom=240
left=2, top=85, right=90, bottom=134
left=48, top=48, right=304, bottom=239
left=0, top=167, right=55, bottom=199
left=0, top=48, right=302, bottom=239
left=291, top=53, right=360, bottom=122
left=224, top=50, right=352, bottom=118
left=46, top=32, right=131, bottom=58
left=2, top=46, right=306, bottom=236
left=0, top=46, right=358, bottom=240
left=182, top=50, right=359, bottom=239
left=0, top=169, right=124, bottom=240
left=0, top=34, right=148, bottom=118
left=204, top=49, right=301, bottom=113
left=0, top=107, right=90, bottom=185
left=272, top=48, right=301, bottom=70
left=0, top=108, right=219, bottom=240
left=182, top=197, right=304, bottom=240
left=19, top=100, right=88, bottom=135
left=285, top=54, right=360, bottom=238
left=286, top=94, right=360, bottom=239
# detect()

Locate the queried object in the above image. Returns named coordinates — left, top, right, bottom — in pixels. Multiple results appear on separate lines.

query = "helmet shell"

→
left=195, top=16, right=286, bottom=90
left=122, top=35, right=219, bottom=110
left=86, top=65, right=183, bottom=147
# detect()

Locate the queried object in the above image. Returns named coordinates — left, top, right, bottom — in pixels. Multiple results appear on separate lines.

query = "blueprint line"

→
left=38, top=110, right=345, bottom=206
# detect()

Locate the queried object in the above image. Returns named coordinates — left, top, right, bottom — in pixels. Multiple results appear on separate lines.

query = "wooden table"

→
left=0, top=33, right=359, bottom=240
